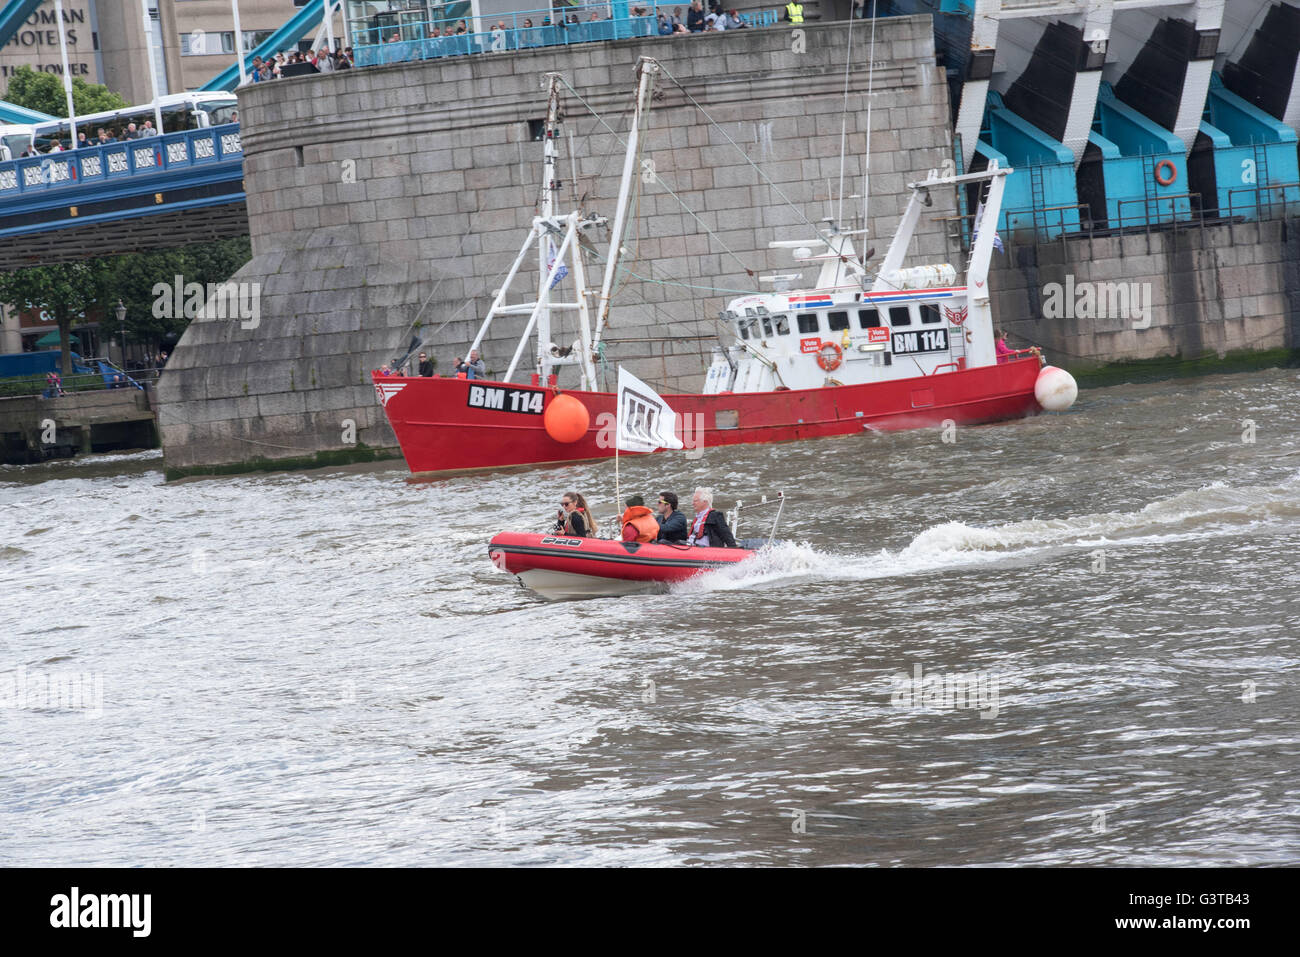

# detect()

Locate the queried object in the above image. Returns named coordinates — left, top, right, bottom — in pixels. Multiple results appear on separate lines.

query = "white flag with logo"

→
left=616, top=366, right=684, bottom=453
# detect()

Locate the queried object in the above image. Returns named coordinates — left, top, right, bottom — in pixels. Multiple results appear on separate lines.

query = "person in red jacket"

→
left=620, top=495, right=660, bottom=543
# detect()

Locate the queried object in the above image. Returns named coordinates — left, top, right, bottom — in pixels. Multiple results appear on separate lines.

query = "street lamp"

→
left=115, top=300, right=126, bottom=367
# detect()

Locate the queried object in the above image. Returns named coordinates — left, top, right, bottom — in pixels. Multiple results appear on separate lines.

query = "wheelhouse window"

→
left=858, top=308, right=881, bottom=328
left=761, top=316, right=774, bottom=338
left=920, top=304, right=942, bottom=324
left=827, top=311, right=849, bottom=331
left=774, top=315, right=790, bottom=335
left=796, top=313, right=819, bottom=334
left=889, top=306, right=912, bottom=327
left=736, top=318, right=753, bottom=340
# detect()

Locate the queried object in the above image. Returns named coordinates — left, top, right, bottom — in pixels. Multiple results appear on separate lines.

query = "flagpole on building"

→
left=231, top=0, right=248, bottom=86
left=53, top=0, right=77, bottom=144
left=139, top=0, right=164, bottom=135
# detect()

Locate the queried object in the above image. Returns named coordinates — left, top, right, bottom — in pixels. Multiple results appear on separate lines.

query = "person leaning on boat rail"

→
left=555, top=492, right=597, bottom=538
left=655, top=492, right=688, bottom=543
left=620, top=496, right=660, bottom=543
left=995, top=330, right=1014, bottom=364
left=688, top=488, right=737, bottom=548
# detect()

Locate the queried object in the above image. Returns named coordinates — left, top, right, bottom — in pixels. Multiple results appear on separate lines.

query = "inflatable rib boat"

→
left=488, top=532, right=755, bottom=600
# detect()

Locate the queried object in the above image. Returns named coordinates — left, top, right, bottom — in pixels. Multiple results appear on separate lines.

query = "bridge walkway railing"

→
left=0, top=124, right=243, bottom=205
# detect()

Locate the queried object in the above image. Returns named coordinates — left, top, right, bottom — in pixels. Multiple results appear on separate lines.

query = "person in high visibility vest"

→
left=784, top=1, right=803, bottom=23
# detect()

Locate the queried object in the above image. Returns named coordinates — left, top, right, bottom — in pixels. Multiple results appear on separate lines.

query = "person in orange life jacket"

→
left=655, top=491, right=688, bottom=542
left=687, top=487, right=737, bottom=548
left=554, top=491, right=596, bottom=538
left=620, top=495, right=660, bottom=543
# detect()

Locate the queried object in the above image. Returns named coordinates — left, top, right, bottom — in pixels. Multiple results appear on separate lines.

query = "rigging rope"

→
left=655, top=62, right=832, bottom=245
left=558, top=77, right=758, bottom=282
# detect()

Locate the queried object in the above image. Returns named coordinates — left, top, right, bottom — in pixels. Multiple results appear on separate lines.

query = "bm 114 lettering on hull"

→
left=466, top=385, right=544, bottom=415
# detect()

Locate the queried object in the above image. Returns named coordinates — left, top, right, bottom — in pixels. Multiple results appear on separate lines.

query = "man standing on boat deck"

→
left=688, top=488, right=737, bottom=548
left=465, top=349, right=486, bottom=379
left=655, top=492, right=688, bottom=543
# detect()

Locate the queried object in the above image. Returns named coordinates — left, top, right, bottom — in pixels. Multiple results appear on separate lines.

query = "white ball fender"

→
left=1035, top=366, right=1078, bottom=412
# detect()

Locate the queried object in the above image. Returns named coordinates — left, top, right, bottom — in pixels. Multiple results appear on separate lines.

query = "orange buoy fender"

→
left=543, top=393, right=590, bottom=443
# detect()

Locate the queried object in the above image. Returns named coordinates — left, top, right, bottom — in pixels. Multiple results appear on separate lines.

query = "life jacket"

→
left=563, top=507, right=590, bottom=537
left=688, top=509, right=712, bottom=547
left=786, top=2, right=804, bottom=23
left=620, top=505, right=659, bottom=543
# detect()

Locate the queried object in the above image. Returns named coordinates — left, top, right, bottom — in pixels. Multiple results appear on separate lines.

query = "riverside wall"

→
left=988, top=218, right=1300, bottom=371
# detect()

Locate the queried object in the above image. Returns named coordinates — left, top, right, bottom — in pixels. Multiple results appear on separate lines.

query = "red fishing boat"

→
left=488, top=531, right=755, bottom=600
left=374, top=59, right=1077, bottom=476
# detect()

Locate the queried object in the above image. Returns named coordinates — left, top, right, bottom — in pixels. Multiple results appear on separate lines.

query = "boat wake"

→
left=676, top=471, right=1300, bottom=594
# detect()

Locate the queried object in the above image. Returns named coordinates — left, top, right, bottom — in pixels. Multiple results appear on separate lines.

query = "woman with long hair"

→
left=555, top=492, right=598, bottom=538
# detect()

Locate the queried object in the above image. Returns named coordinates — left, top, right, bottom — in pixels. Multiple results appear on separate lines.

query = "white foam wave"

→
left=678, top=472, right=1300, bottom=594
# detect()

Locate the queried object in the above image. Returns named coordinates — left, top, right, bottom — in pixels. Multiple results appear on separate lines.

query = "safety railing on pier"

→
left=943, top=176, right=1300, bottom=260
left=0, top=361, right=157, bottom=399
left=351, top=3, right=782, bottom=69
left=0, top=124, right=242, bottom=200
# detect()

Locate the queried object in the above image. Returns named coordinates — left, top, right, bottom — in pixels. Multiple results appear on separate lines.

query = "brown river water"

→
left=1, top=368, right=1298, bottom=865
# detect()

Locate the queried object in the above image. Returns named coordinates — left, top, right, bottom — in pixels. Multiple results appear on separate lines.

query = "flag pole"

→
left=54, top=0, right=77, bottom=144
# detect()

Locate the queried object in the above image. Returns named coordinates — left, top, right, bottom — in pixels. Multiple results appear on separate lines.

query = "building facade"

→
left=0, top=1, right=342, bottom=103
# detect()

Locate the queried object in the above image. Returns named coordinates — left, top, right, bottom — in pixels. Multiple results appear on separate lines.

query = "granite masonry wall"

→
left=989, top=218, right=1300, bottom=368
left=157, top=19, right=963, bottom=475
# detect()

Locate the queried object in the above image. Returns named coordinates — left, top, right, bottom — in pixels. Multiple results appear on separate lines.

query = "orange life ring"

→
left=1154, top=160, right=1177, bottom=186
left=816, top=341, right=843, bottom=371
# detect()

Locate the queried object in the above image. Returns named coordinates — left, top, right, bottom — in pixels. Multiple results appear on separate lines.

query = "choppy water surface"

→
left=2, top=369, right=1298, bottom=866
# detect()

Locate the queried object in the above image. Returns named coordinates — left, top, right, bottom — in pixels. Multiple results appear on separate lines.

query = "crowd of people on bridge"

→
left=247, top=46, right=354, bottom=84
left=19, top=120, right=161, bottom=157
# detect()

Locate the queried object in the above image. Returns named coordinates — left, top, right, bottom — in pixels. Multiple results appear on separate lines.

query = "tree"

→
left=0, top=238, right=251, bottom=373
left=0, top=261, right=108, bottom=376
left=3, top=67, right=128, bottom=118
left=99, top=238, right=253, bottom=356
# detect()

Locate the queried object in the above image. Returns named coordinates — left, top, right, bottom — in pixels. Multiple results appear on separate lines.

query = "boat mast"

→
left=592, top=57, right=659, bottom=361
left=537, top=73, right=563, bottom=384
left=871, top=162, right=1011, bottom=368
